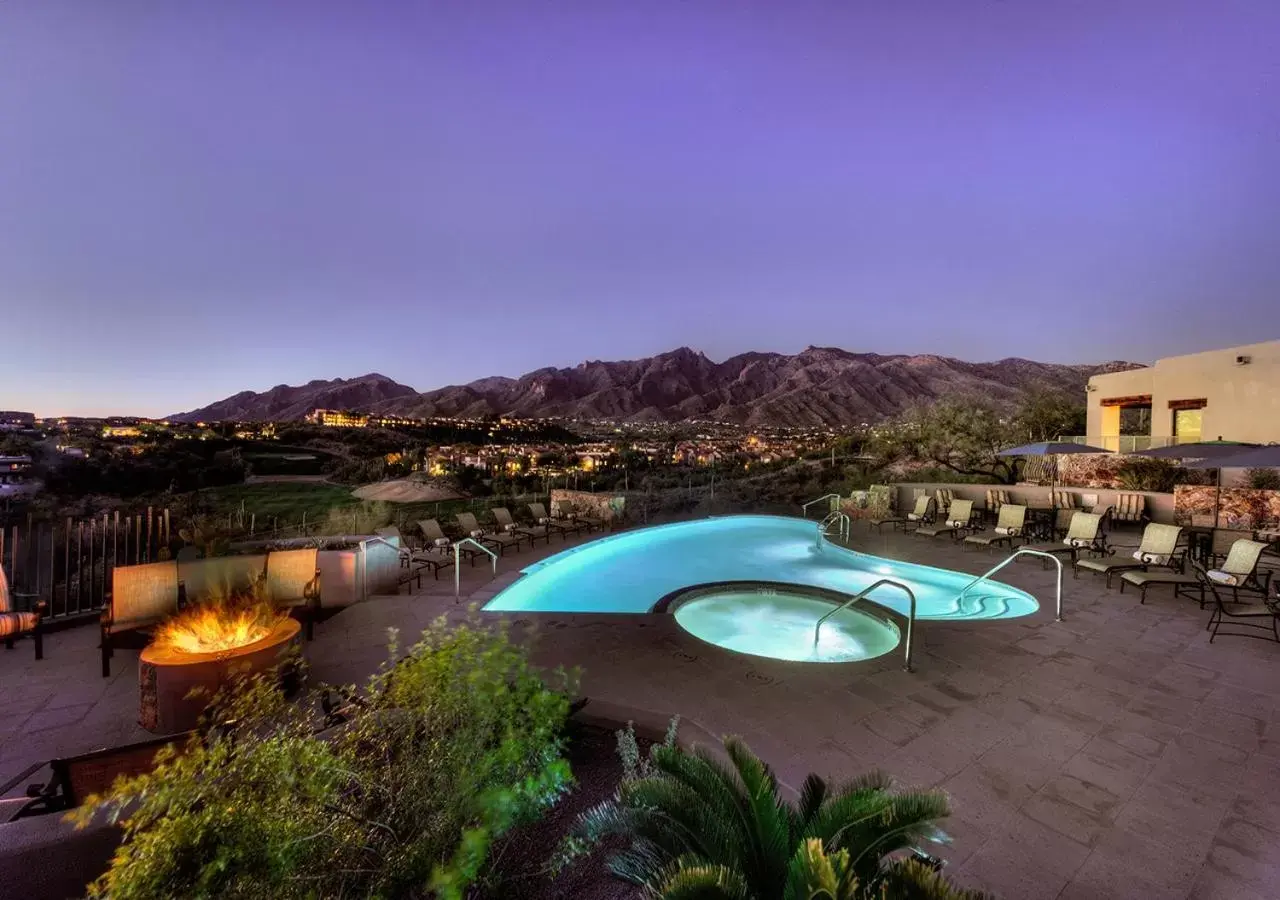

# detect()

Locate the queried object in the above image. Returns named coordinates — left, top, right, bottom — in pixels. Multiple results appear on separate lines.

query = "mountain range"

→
left=171, top=347, right=1141, bottom=426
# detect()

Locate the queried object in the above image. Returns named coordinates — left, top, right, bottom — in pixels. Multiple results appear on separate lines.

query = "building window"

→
left=1173, top=408, right=1203, bottom=442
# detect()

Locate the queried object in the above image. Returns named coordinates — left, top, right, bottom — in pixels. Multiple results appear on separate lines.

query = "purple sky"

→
left=2, top=1, right=1278, bottom=417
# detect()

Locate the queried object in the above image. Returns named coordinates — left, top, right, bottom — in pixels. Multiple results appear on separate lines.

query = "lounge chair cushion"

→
left=1206, top=570, right=1241, bottom=586
left=994, top=526, right=1020, bottom=536
left=0, top=611, right=39, bottom=638
left=1132, top=550, right=1171, bottom=566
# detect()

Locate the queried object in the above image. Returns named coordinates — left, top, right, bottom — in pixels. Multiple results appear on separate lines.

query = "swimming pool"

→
left=483, top=515, right=1038, bottom=620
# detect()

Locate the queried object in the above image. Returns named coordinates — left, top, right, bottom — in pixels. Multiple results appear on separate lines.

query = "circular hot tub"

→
left=667, top=583, right=901, bottom=663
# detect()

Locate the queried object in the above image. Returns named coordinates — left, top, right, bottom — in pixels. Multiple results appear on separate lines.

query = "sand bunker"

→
left=351, top=479, right=464, bottom=503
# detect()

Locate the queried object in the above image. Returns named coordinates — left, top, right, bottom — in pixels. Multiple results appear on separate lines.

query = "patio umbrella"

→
left=1134, top=441, right=1259, bottom=527
left=996, top=442, right=1113, bottom=533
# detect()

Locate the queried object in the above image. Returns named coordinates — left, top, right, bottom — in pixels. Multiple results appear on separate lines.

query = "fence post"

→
left=146, top=506, right=154, bottom=563
left=76, top=520, right=84, bottom=613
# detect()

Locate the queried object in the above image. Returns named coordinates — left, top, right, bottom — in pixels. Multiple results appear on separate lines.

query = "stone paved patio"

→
left=2, top=521, right=1278, bottom=899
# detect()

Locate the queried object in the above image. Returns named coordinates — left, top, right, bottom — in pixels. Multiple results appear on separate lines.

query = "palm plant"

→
left=575, top=735, right=990, bottom=900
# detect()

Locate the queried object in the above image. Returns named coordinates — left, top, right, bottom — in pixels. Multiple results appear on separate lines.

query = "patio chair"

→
left=419, top=518, right=485, bottom=568
left=914, top=499, right=976, bottom=539
left=1073, top=523, right=1183, bottom=588
left=456, top=511, right=523, bottom=555
left=1052, top=490, right=1078, bottom=509
left=934, top=489, right=955, bottom=518
left=102, top=560, right=181, bottom=677
left=1022, top=511, right=1109, bottom=564
left=871, top=496, right=935, bottom=533
left=1198, top=560, right=1280, bottom=644
left=1113, top=492, right=1148, bottom=525
left=492, top=506, right=552, bottom=546
left=1117, top=567, right=1206, bottom=606
left=963, top=504, right=1027, bottom=552
left=530, top=501, right=584, bottom=537
left=1203, top=538, right=1273, bottom=602
left=0, top=566, right=44, bottom=661
left=559, top=499, right=610, bottom=531
left=265, top=548, right=323, bottom=640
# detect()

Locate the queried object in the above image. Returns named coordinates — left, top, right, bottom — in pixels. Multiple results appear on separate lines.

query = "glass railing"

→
left=1058, top=435, right=1179, bottom=453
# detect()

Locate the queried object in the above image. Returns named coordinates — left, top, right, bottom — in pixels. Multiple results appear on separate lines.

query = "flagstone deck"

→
left=2, top=522, right=1278, bottom=899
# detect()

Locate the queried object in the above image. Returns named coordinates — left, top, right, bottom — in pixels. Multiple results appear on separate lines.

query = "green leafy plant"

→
left=1245, top=467, right=1280, bottom=490
left=72, top=619, right=577, bottom=900
left=572, top=735, right=990, bottom=900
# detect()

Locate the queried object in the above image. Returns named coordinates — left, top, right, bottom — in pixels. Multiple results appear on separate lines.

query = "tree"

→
left=572, top=735, right=989, bottom=900
left=874, top=399, right=1022, bottom=483
left=1011, top=390, right=1087, bottom=443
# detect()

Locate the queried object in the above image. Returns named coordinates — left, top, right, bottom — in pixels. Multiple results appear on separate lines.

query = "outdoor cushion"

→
left=1133, top=550, right=1172, bottom=566
left=0, top=611, right=39, bottom=638
left=1206, top=570, right=1241, bottom=586
left=947, top=519, right=967, bottom=528
left=995, top=526, right=1020, bottom=536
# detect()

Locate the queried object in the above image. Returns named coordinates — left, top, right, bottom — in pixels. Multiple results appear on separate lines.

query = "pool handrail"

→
left=813, top=578, right=916, bottom=672
left=802, top=494, right=843, bottom=518
left=957, top=548, right=1063, bottom=622
left=454, top=538, right=498, bottom=600
left=819, top=509, right=851, bottom=543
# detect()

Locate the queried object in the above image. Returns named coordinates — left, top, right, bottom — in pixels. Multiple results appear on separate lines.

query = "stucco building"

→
left=1082, top=339, right=1280, bottom=451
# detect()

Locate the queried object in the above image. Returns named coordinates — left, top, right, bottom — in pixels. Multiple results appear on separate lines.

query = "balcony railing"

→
left=1058, top=435, right=1179, bottom=454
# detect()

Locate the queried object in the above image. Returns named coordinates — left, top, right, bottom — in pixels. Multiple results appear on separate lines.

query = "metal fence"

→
left=0, top=508, right=172, bottom=621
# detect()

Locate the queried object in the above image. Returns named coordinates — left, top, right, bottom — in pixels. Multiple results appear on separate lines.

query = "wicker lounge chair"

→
left=1022, top=511, right=1108, bottom=563
left=1073, top=523, right=1183, bottom=588
left=0, top=565, right=44, bottom=660
left=456, top=512, right=523, bottom=555
left=963, top=504, right=1027, bottom=551
left=530, top=502, right=584, bottom=537
left=871, top=496, right=935, bottom=533
left=914, top=499, right=975, bottom=539
left=493, top=506, right=552, bottom=545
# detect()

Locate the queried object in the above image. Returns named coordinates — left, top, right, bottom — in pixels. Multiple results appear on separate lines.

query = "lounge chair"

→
left=871, top=496, right=935, bottom=533
left=492, top=506, right=552, bottom=545
left=456, top=512, right=523, bottom=556
left=530, top=502, right=584, bottom=537
left=1073, top=523, right=1183, bottom=588
left=375, top=525, right=453, bottom=582
left=418, top=519, right=483, bottom=569
left=963, top=504, right=1027, bottom=551
left=0, top=565, right=44, bottom=660
left=1052, top=490, right=1078, bottom=509
left=1197, top=560, right=1280, bottom=643
left=914, top=499, right=976, bottom=539
left=1203, top=538, right=1273, bottom=601
left=1022, top=511, right=1108, bottom=563
left=934, top=489, right=955, bottom=518
left=1117, top=567, right=1207, bottom=605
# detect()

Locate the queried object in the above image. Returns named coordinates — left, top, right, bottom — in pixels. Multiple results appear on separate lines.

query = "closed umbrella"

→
left=996, top=442, right=1113, bottom=536
left=1134, top=441, right=1259, bottom=527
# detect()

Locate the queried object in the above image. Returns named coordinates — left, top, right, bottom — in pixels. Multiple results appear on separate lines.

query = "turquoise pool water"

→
left=674, top=588, right=902, bottom=663
left=483, top=515, right=1039, bottom=619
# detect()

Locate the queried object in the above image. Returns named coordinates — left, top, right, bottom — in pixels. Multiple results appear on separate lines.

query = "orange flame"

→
left=152, top=601, right=287, bottom=654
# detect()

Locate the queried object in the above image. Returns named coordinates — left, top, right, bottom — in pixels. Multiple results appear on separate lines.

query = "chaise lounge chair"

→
left=914, top=499, right=976, bottom=539
left=871, top=496, right=936, bottom=533
left=530, top=502, right=584, bottom=537
left=1022, top=511, right=1109, bottom=563
left=1198, top=559, right=1280, bottom=643
left=374, top=525, right=454, bottom=583
left=1073, top=523, right=1183, bottom=588
left=418, top=519, right=484, bottom=569
left=985, top=489, right=1011, bottom=523
left=1112, top=492, right=1147, bottom=525
left=492, top=506, right=553, bottom=546
left=963, top=504, right=1027, bottom=552
left=456, top=512, right=523, bottom=556
left=0, top=565, right=45, bottom=660
left=1202, top=538, right=1273, bottom=601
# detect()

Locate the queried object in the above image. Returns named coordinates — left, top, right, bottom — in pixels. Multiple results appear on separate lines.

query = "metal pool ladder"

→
left=813, top=579, right=917, bottom=672
left=801, top=493, right=843, bottom=518
left=454, top=538, right=498, bottom=601
left=956, top=548, right=1063, bottom=622
left=819, top=510, right=851, bottom=543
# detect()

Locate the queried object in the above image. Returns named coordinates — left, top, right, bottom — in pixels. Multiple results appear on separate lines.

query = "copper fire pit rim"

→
left=140, top=617, right=301, bottom=667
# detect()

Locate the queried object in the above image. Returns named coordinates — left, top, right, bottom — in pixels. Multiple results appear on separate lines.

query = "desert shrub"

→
left=1245, top=467, right=1280, bottom=490
left=73, top=619, right=577, bottom=900
left=1115, top=458, right=1179, bottom=492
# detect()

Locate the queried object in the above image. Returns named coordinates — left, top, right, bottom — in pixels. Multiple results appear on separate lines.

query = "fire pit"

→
left=139, top=601, right=301, bottom=734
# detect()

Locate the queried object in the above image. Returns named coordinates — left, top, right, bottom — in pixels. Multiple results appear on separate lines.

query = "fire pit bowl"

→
left=139, top=615, right=302, bottom=734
